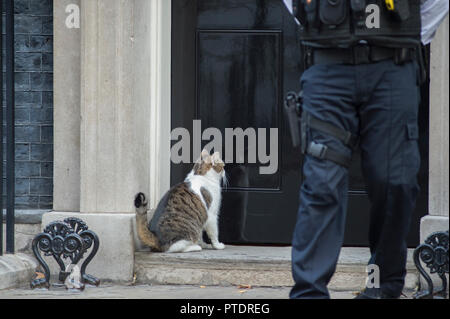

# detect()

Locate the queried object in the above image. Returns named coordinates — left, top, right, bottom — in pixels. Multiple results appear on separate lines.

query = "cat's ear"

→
left=211, top=152, right=222, bottom=164
left=211, top=152, right=225, bottom=167
left=201, top=149, right=212, bottom=163
left=201, top=149, right=210, bottom=159
left=195, top=149, right=209, bottom=163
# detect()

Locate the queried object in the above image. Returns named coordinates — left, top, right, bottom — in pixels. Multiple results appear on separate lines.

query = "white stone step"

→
left=134, top=246, right=418, bottom=291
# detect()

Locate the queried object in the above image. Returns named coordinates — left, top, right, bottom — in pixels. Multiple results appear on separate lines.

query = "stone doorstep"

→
left=134, top=246, right=419, bottom=292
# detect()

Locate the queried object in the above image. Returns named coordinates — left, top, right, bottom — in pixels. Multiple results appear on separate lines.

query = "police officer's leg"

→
left=290, top=64, right=359, bottom=299
left=358, top=60, right=421, bottom=298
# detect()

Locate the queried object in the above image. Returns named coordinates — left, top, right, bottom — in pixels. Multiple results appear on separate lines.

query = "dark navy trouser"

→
left=290, top=60, right=421, bottom=299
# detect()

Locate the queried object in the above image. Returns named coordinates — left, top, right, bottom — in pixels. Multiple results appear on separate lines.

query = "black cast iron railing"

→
left=414, top=230, right=449, bottom=299
left=31, top=217, right=100, bottom=289
left=0, top=0, right=16, bottom=256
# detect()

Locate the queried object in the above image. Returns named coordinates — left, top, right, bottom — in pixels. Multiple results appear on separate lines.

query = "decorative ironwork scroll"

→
left=31, top=218, right=100, bottom=289
left=63, top=217, right=100, bottom=286
left=413, top=230, right=449, bottom=299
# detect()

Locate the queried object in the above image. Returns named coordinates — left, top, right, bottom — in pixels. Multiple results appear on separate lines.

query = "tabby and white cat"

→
left=135, top=149, right=226, bottom=253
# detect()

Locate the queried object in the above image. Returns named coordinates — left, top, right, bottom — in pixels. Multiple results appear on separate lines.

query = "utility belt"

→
left=304, top=45, right=416, bottom=68
left=284, top=91, right=358, bottom=168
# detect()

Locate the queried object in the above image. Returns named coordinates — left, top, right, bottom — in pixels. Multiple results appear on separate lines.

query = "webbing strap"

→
left=306, top=113, right=358, bottom=149
left=306, top=142, right=352, bottom=168
left=303, top=113, right=356, bottom=168
left=308, top=117, right=357, bottom=148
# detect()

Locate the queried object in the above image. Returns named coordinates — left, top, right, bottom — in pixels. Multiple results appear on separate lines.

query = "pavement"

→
left=0, top=283, right=419, bottom=299
left=0, top=283, right=349, bottom=299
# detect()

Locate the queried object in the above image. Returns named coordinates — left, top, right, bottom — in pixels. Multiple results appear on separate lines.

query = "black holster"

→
left=284, top=91, right=304, bottom=149
left=284, top=91, right=358, bottom=168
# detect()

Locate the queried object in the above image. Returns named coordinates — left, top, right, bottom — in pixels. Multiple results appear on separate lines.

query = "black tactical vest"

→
left=294, top=0, right=421, bottom=48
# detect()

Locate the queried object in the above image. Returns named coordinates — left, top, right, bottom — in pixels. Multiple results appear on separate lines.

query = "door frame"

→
left=148, top=0, right=172, bottom=208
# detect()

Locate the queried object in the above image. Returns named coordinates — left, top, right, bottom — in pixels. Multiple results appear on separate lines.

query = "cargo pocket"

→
left=319, top=0, right=348, bottom=26
left=403, top=119, right=421, bottom=179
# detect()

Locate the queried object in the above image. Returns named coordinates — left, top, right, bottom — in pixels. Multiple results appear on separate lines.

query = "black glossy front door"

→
left=171, top=0, right=428, bottom=246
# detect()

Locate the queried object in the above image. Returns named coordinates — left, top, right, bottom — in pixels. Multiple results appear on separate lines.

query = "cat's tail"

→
left=134, top=192, right=161, bottom=252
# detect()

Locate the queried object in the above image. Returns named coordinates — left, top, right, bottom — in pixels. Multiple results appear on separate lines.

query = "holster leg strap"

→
left=306, top=141, right=352, bottom=168
left=306, top=113, right=358, bottom=149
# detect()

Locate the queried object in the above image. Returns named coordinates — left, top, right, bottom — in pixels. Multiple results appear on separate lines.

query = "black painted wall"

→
left=2, top=0, right=53, bottom=209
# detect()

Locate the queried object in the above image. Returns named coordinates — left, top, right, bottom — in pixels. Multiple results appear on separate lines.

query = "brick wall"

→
left=2, top=0, right=53, bottom=209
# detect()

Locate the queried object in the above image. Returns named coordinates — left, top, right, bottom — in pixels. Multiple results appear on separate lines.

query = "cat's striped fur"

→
left=135, top=150, right=226, bottom=253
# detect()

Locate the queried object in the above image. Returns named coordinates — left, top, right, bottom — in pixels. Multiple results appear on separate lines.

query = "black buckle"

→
left=343, top=131, right=354, bottom=146
left=394, top=48, right=410, bottom=65
left=352, top=45, right=371, bottom=64
left=307, top=142, right=328, bottom=159
left=307, top=141, right=353, bottom=168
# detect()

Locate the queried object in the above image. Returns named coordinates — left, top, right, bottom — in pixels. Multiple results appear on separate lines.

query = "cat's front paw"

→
left=212, top=242, right=225, bottom=250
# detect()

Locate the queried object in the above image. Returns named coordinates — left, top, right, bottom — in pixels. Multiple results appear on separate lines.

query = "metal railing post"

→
left=5, top=0, right=15, bottom=254
left=0, top=0, right=3, bottom=256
